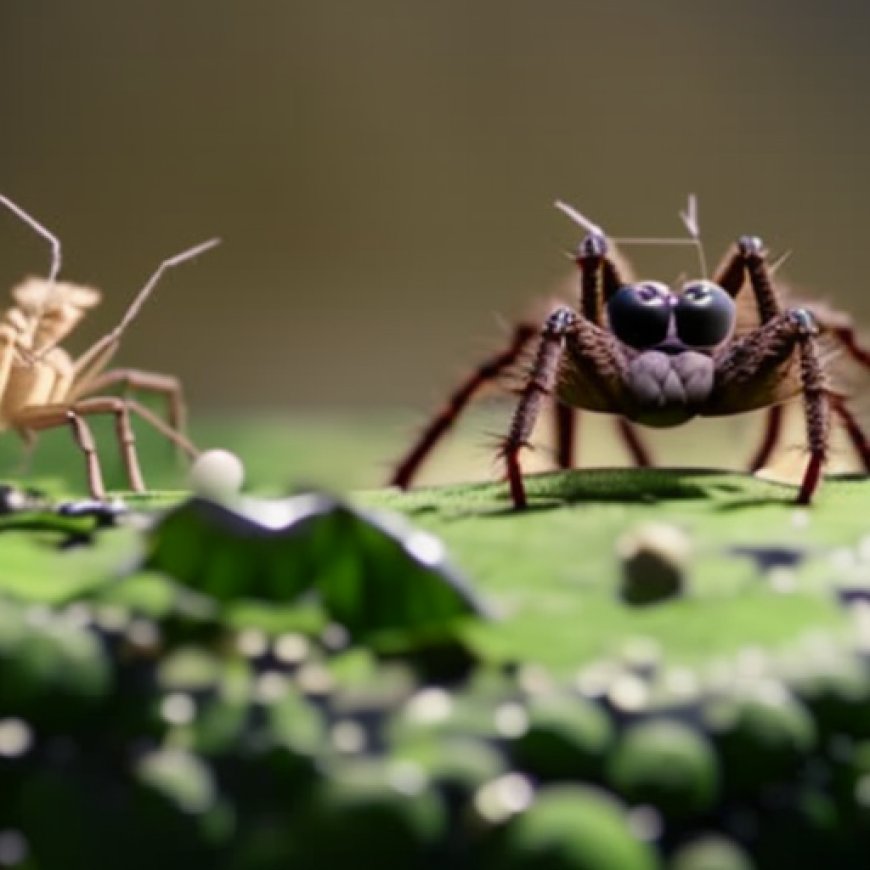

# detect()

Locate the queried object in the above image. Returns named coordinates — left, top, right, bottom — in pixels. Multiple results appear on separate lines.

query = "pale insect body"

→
left=0, top=278, right=100, bottom=422
left=0, top=194, right=220, bottom=498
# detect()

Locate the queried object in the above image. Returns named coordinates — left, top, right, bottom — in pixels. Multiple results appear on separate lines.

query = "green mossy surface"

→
left=3, top=411, right=870, bottom=868
left=361, top=468, right=868, bottom=674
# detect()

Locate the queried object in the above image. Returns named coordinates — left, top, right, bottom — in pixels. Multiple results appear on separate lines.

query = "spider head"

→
left=607, top=279, right=735, bottom=353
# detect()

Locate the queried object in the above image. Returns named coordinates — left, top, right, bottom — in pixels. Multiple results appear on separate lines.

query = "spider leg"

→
left=501, top=307, right=581, bottom=509
left=714, top=309, right=827, bottom=504
left=13, top=396, right=198, bottom=499
left=748, top=405, right=785, bottom=472
left=616, top=418, right=653, bottom=467
left=830, top=325, right=870, bottom=369
left=828, top=393, right=870, bottom=472
left=73, top=367, right=187, bottom=432
left=573, top=232, right=627, bottom=324
left=389, top=322, right=537, bottom=489
left=73, top=367, right=192, bottom=462
left=549, top=232, right=632, bottom=471
left=714, top=236, right=781, bottom=323
left=802, top=305, right=870, bottom=371
left=13, top=399, right=143, bottom=499
left=795, top=332, right=828, bottom=504
left=553, top=402, right=576, bottom=470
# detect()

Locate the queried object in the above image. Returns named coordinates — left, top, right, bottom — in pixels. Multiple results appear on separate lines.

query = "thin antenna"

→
left=556, top=195, right=710, bottom=278
left=0, top=194, right=62, bottom=283
left=677, top=193, right=708, bottom=279
left=554, top=200, right=606, bottom=238
left=115, top=237, right=221, bottom=336
left=769, top=250, right=792, bottom=274
left=40, top=237, right=221, bottom=365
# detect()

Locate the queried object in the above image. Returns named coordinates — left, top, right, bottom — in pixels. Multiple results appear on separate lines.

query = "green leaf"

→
left=146, top=494, right=488, bottom=641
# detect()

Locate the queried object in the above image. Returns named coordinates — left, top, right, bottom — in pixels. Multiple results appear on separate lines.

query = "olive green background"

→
left=2, top=0, right=869, bottom=412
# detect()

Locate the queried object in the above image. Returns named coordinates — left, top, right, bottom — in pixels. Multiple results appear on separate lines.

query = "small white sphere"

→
left=189, top=449, right=245, bottom=498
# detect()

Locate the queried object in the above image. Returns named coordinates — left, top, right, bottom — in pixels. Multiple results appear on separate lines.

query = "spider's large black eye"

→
left=675, top=281, right=736, bottom=347
left=607, top=282, right=672, bottom=348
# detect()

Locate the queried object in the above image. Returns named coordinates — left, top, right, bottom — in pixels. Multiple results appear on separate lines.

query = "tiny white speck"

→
left=127, top=619, right=160, bottom=649
left=405, top=688, right=453, bottom=724
left=494, top=703, right=529, bottom=738
left=189, top=449, right=245, bottom=498
left=274, top=633, right=309, bottom=664
left=255, top=672, right=290, bottom=703
left=0, top=720, right=32, bottom=758
left=160, top=693, right=196, bottom=726
left=404, top=531, right=445, bottom=566
left=236, top=629, right=268, bottom=658
left=474, top=774, right=534, bottom=823
left=331, top=720, right=366, bottom=753
left=388, top=760, right=427, bottom=795
left=296, top=662, right=334, bottom=696
left=608, top=674, right=649, bottom=713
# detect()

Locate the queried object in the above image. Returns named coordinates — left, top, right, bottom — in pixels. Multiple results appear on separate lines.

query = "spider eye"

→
left=675, top=281, right=735, bottom=346
left=607, top=282, right=672, bottom=348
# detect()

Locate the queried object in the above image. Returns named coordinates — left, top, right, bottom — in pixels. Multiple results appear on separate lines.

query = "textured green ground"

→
left=3, top=408, right=868, bottom=677
left=363, top=469, right=867, bottom=675
left=4, top=410, right=870, bottom=869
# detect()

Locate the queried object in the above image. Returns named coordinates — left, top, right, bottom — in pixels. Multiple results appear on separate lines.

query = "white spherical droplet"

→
left=189, top=449, right=245, bottom=498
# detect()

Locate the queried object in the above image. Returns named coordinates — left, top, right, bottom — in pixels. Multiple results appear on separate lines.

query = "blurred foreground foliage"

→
left=3, top=446, right=870, bottom=866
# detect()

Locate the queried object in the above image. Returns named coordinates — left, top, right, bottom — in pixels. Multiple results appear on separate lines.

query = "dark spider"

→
left=389, top=202, right=870, bottom=509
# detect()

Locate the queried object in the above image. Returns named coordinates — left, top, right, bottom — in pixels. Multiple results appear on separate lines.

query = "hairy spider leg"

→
left=831, top=324, right=870, bottom=368
left=553, top=402, right=576, bottom=470
left=715, top=310, right=828, bottom=504
left=717, top=236, right=794, bottom=475
left=501, top=309, right=577, bottom=508
left=748, top=405, right=785, bottom=472
left=566, top=232, right=653, bottom=470
left=715, top=235, right=781, bottom=323
left=828, top=393, right=870, bottom=472
left=748, top=307, right=870, bottom=475
left=389, top=323, right=538, bottom=489
left=813, top=312, right=870, bottom=472
left=616, top=417, right=654, bottom=467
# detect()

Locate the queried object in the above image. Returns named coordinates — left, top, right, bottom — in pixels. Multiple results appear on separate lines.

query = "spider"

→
left=389, top=197, right=870, bottom=508
left=0, top=194, right=219, bottom=499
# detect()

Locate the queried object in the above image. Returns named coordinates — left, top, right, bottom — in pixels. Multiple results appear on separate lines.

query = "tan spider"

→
left=0, top=194, right=219, bottom=499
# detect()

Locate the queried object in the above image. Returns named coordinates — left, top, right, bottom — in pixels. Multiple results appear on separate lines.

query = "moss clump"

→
left=668, top=834, right=754, bottom=870
left=607, top=720, right=719, bottom=819
left=495, top=785, right=659, bottom=870
left=508, top=694, right=613, bottom=782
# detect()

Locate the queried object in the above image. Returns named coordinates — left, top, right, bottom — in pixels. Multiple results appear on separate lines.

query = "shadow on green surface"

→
left=477, top=468, right=785, bottom=518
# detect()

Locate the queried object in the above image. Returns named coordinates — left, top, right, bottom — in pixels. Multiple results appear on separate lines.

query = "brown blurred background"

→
left=2, top=0, right=870, bottom=416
